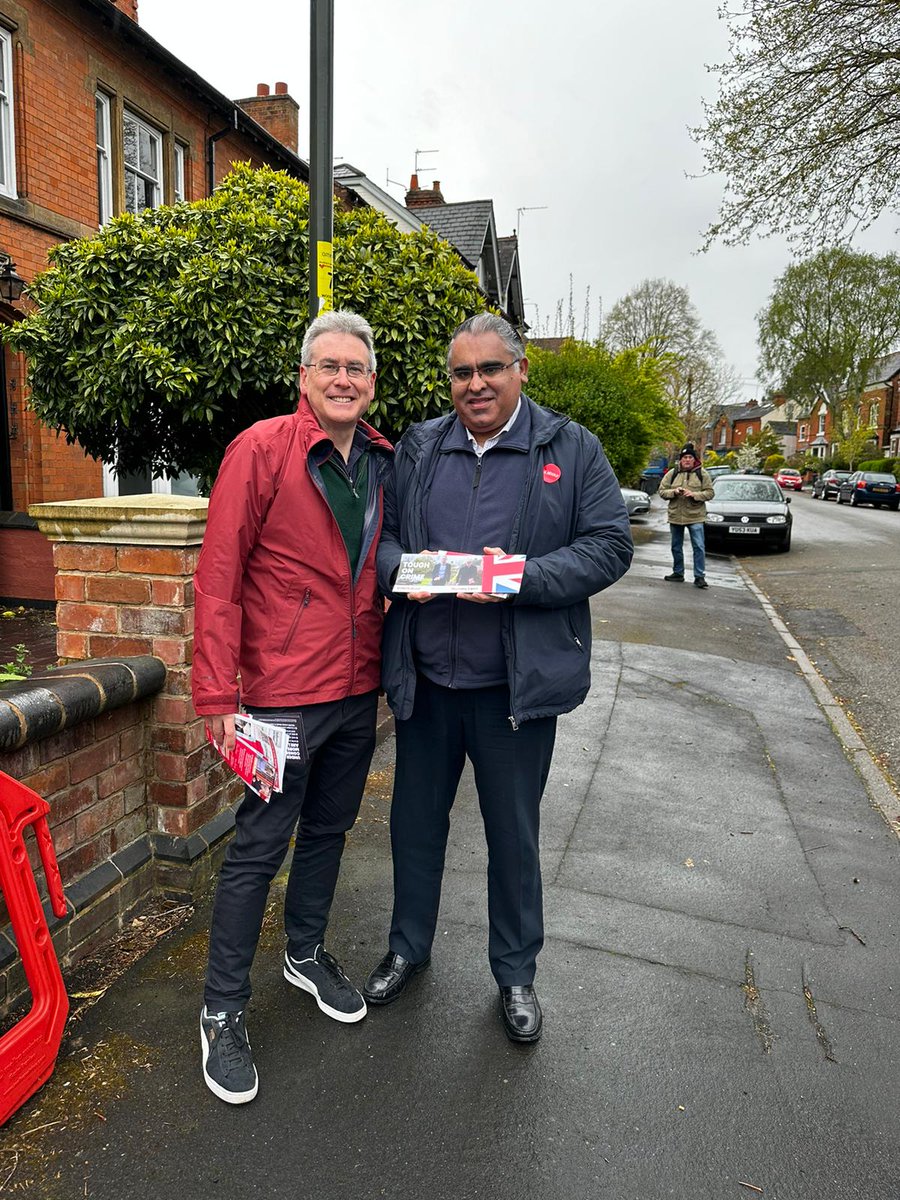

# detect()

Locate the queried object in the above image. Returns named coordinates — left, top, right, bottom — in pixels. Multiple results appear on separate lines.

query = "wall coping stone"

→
left=0, top=656, right=166, bottom=751
left=29, top=494, right=209, bottom=546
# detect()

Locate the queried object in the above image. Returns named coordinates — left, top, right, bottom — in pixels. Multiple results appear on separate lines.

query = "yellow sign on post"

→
left=316, top=241, right=333, bottom=313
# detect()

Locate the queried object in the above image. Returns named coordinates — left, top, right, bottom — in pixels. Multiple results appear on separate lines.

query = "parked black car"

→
left=811, top=469, right=851, bottom=500
left=835, top=472, right=900, bottom=510
left=704, top=474, right=793, bottom=552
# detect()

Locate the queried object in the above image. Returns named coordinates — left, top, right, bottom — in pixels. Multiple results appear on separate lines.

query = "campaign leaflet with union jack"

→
left=394, top=552, right=526, bottom=595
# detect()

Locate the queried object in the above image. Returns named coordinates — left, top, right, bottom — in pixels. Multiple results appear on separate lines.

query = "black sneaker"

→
left=200, top=1007, right=258, bottom=1104
left=664, top=572, right=685, bottom=582
left=694, top=577, right=709, bottom=589
left=283, top=945, right=367, bottom=1023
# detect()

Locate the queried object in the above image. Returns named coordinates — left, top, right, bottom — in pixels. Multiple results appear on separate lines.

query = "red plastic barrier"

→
left=0, top=770, right=69, bottom=1126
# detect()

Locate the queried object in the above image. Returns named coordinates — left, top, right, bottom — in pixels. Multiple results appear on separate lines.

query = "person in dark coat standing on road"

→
left=362, top=313, right=633, bottom=1043
left=191, top=311, right=392, bottom=1104
left=658, top=444, right=715, bottom=588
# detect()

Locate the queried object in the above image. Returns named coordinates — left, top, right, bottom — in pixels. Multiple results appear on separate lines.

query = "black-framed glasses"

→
left=308, top=360, right=370, bottom=379
left=448, top=359, right=520, bottom=384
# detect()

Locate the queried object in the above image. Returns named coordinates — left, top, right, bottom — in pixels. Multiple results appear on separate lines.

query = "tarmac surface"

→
left=2, top=509, right=899, bottom=1199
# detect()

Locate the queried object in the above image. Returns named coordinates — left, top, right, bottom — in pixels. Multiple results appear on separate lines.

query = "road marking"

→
left=737, top=564, right=900, bottom=838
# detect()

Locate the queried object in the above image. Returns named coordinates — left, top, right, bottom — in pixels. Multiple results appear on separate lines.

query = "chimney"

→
left=405, top=173, right=445, bottom=209
left=235, top=82, right=300, bottom=155
left=110, top=0, right=139, bottom=20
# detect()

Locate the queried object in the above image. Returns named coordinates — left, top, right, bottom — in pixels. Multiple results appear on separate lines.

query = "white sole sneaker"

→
left=283, top=955, right=367, bottom=1024
left=199, top=1012, right=259, bottom=1104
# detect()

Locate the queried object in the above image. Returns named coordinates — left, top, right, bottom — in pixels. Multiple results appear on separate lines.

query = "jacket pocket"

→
left=566, top=610, right=586, bottom=652
left=280, top=588, right=311, bottom=655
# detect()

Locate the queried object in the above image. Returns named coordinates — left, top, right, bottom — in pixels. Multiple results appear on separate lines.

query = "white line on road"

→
left=737, top=564, right=900, bottom=839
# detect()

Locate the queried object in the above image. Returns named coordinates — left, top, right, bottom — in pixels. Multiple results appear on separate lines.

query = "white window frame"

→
left=869, top=401, right=879, bottom=427
left=95, top=91, right=112, bottom=225
left=0, top=28, right=17, bottom=200
left=173, top=142, right=185, bottom=202
left=817, top=412, right=826, bottom=435
left=102, top=464, right=199, bottom=497
left=123, top=109, right=163, bottom=213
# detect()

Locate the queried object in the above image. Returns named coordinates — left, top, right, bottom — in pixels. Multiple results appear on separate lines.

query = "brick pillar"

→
left=28, top=496, right=240, bottom=857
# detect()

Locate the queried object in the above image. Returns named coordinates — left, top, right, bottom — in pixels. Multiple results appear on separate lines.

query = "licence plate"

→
left=872, top=486, right=890, bottom=493
left=728, top=526, right=759, bottom=534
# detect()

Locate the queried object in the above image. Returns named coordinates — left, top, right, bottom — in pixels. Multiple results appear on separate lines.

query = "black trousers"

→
left=388, top=676, right=557, bottom=987
left=204, top=690, right=378, bottom=1012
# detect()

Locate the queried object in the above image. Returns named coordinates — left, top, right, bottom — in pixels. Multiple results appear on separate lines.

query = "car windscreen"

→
left=713, top=479, right=783, bottom=502
left=863, top=473, right=897, bottom=483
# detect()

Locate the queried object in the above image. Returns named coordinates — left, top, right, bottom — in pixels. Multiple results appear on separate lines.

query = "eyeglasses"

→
left=448, top=359, right=520, bottom=384
left=308, top=360, right=370, bottom=379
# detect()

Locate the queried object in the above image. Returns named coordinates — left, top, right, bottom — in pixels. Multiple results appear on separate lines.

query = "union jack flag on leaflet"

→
left=480, top=554, right=526, bottom=595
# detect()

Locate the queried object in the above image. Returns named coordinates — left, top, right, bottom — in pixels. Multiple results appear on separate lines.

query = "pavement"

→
left=2, top=503, right=899, bottom=1200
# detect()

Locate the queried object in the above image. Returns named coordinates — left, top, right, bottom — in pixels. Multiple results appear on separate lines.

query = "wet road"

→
left=730, top=489, right=900, bottom=793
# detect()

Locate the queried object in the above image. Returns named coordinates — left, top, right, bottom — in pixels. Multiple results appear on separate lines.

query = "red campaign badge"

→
left=543, top=463, right=561, bottom=484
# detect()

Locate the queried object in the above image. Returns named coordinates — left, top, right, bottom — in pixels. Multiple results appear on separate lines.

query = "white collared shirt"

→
left=464, top=399, right=522, bottom=458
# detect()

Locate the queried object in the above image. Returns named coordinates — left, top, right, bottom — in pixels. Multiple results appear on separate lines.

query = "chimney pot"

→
left=275, top=82, right=288, bottom=95
left=257, top=83, right=270, bottom=97
left=409, top=173, right=419, bottom=190
left=433, top=180, right=441, bottom=192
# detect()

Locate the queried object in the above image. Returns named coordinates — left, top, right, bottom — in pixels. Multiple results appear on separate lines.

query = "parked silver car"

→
left=620, top=487, right=651, bottom=518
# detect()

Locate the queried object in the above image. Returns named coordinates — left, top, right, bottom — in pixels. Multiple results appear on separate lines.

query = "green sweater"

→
left=321, top=450, right=369, bottom=572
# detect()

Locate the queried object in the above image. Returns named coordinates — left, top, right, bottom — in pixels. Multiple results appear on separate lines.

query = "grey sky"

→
left=142, top=0, right=897, bottom=401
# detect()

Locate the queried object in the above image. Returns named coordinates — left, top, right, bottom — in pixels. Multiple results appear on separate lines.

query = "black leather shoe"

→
left=362, top=951, right=430, bottom=1006
left=499, top=985, right=543, bottom=1043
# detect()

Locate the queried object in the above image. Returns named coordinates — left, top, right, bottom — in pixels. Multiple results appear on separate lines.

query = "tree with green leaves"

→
left=524, top=340, right=682, bottom=484
left=693, top=0, right=900, bottom=247
left=601, top=278, right=741, bottom=442
left=757, top=247, right=900, bottom=436
left=5, top=163, right=486, bottom=489
left=743, top=425, right=784, bottom=465
left=838, top=424, right=879, bottom=470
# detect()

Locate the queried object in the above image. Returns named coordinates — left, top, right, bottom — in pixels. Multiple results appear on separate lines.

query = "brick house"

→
left=702, top=400, right=773, bottom=455
left=403, top=175, right=526, bottom=329
left=794, top=352, right=900, bottom=460
left=0, top=0, right=309, bottom=602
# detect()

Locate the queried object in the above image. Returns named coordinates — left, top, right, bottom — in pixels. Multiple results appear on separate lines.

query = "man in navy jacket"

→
left=363, top=313, right=633, bottom=1042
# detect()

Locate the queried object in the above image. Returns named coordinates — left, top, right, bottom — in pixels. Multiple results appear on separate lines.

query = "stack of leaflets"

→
left=394, top=552, right=526, bottom=594
left=206, top=713, right=288, bottom=802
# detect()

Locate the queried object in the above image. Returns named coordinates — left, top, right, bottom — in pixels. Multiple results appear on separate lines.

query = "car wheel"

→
left=850, top=491, right=859, bottom=506
left=889, top=501, right=899, bottom=512
left=836, top=492, right=844, bottom=504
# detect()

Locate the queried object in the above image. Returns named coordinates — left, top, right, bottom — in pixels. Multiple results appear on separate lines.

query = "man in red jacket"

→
left=191, top=310, right=392, bottom=1104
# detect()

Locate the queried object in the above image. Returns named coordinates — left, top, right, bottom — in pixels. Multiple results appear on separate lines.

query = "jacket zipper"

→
left=281, top=588, right=311, bottom=655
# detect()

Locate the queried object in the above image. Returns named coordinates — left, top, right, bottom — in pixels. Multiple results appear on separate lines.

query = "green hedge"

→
left=858, top=458, right=900, bottom=478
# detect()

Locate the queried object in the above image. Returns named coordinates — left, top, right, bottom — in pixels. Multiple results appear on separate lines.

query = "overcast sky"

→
left=142, top=0, right=897, bottom=400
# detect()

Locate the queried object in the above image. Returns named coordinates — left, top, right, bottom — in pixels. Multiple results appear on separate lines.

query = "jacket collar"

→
left=402, top=393, right=568, bottom=460
left=294, top=395, right=393, bottom=458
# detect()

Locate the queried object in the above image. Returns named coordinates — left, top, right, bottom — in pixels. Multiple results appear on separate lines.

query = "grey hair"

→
left=301, top=310, right=377, bottom=372
left=446, top=313, right=525, bottom=370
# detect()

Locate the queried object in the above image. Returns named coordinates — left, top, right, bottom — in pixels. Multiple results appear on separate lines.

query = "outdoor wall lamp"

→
left=0, top=261, right=26, bottom=303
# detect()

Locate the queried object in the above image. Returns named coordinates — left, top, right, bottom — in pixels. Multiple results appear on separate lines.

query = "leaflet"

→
left=206, top=714, right=288, bottom=802
left=394, top=552, right=526, bottom=595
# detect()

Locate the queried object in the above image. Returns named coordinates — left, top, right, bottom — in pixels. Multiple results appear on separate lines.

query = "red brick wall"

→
left=1, top=701, right=151, bottom=893
left=0, top=525, right=54, bottom=601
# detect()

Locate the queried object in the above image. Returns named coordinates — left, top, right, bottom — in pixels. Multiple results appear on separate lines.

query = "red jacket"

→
left=192, top=399, right=393, bottom=715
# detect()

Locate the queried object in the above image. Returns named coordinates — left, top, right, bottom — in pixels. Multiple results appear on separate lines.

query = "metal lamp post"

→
left=309, top=0, right=334, bottom=319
